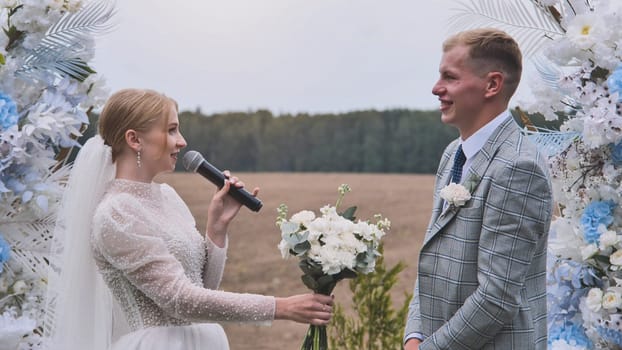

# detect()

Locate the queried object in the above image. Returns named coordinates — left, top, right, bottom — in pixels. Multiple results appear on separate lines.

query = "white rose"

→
left=439, top=183, right=472, bottom=207
left=581, top=243, right=599, bottom=261
left=586, top=288, right=604, bottom=312
left=12, top=280, right=27, bottom=294
left=603, top=290, right=622, bottom=310
left=600, top=230, right=619, bottom=249
left=611, top=249, right=622, bottom=266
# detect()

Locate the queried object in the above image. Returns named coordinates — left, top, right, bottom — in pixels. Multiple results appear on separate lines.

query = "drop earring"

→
left=137, top=150, right=142, bottom=168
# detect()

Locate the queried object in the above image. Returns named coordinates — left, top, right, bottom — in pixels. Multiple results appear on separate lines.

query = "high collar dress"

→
left=91, top=179, right=275, bottom=350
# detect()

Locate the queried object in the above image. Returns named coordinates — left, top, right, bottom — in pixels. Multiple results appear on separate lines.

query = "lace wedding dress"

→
left=90, top=179, right=275, bottom=349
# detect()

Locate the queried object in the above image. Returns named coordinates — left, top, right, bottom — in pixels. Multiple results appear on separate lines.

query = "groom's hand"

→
left=404, top=338, right=421, bottom=350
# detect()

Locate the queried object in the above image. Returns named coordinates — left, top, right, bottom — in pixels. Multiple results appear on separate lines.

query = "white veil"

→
left=45, top=135, right=117, bottom=350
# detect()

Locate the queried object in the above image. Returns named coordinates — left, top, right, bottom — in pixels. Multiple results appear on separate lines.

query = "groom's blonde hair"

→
left=98, top=88, right=178, bottom=162
left=443, top=28, right=523, bottom=99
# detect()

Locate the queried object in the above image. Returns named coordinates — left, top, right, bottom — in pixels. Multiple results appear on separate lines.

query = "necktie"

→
left=450, top=145, right=466, bottom=184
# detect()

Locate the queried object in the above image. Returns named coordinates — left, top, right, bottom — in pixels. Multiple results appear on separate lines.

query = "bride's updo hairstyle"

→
left=98, top=88, right=178, bottom=162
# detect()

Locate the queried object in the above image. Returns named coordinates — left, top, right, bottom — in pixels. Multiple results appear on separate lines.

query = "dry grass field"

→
left=156, top=172, right=435, bottom=350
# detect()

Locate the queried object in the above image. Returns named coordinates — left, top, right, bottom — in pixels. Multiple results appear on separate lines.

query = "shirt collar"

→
left=460, top=111, right=511, bottom=160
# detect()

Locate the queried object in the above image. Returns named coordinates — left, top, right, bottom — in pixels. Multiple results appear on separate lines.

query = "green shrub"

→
left=329, top=247, right=412, bottom=349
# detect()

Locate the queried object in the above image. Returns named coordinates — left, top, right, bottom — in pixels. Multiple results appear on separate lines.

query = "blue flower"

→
left=608, top=65, right=622, bottom=101
left=581, top=200, right=616, bottom=244
left=0, top=92, right=18, bottom=131
left=611, top=141, right=622, bottom=166
left=596, top=326, right=622, bottom=348
left=0, top=233, right=11, bottom=274
left=548, top=321, right=592, bottom=348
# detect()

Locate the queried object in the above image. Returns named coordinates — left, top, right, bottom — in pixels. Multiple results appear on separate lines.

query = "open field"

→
left=156, top=172, right=435, bottom=350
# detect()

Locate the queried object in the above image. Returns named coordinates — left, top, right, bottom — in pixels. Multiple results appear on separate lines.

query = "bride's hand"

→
left=274, top=293, right=334, bottom=325
left=206, top=171, right=259, bottom=246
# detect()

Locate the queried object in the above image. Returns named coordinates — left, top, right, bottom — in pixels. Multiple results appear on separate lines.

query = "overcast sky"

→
left=93, top=0, right=532, bottom=114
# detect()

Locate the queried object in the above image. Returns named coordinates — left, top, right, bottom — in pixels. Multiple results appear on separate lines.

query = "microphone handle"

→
left=196, top=160, right=263, bottom=212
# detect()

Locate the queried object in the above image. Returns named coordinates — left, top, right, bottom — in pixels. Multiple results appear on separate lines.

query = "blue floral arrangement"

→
left=0, top=1, right=113, bottom=348
left=453, top=0, right=622, bottom=348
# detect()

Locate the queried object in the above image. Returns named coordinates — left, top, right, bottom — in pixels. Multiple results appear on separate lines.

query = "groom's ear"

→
left=483, top=71, right=504, bottom=99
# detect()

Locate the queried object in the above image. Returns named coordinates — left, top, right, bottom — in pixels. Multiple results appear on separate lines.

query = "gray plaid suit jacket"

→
left=405, top=118, right=553, bottom=350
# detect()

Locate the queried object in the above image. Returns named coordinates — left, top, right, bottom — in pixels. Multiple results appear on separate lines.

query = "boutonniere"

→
left=440, top=183, right=472, bottom=208
left=440, top=175, right=480, bottom=209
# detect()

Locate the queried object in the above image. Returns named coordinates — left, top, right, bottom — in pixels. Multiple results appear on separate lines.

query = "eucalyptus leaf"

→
left=293, top=241, right=311, bottom=255
left=340, top=206, right=357, bottom=221
left=280, top=221, right=300, bottom=235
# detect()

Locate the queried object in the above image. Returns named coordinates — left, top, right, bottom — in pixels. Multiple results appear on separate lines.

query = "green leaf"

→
left=292, top=241, right=311, bottom=255
left=591, top=66, right=610, bottom=82
left=299, top=259, right=323, bottom=278
left=301, top=274, right=319, bottom=291
left=340, top=206, right=357, bottom=221
left=0, top=53, right=5, bottom=65
left=336, top=268, right=357, bottom=280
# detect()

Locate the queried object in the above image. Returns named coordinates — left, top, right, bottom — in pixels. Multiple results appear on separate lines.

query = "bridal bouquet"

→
left=276, top=184, right=390, bottom=350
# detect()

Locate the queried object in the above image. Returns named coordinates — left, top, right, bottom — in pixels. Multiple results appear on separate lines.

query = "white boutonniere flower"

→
left=440, top=183, right=472, bottom=208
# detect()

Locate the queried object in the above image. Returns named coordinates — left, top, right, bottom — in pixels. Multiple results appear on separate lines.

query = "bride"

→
left=45, top=88, right=333, bottom=350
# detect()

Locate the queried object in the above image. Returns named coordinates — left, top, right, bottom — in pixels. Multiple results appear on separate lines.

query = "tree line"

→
left=79, top=108, right=558, bottom=174
left=175, top=109, right=458, bottom=173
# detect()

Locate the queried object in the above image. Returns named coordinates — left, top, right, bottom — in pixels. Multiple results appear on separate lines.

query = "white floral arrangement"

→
left=439, top=183, right=472, bottom=208
left=454, top=0, right=622, bottom=348
left=276, top=184, right=390, bottom=350
left=0, top=1, right=112, bottom=348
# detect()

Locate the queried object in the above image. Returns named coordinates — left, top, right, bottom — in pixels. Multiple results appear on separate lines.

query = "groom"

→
left=403, top=28, right=553, bottom=350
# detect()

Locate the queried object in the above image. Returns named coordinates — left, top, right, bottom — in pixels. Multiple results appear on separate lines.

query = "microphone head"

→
left=182, top=150, right=203, bottom=172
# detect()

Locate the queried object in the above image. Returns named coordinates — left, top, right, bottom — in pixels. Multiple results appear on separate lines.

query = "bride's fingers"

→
left=309, top=317, right=331, bottom=326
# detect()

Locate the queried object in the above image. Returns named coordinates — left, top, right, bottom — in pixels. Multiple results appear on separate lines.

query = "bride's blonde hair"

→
left=98, top=88, right=178, bottom=161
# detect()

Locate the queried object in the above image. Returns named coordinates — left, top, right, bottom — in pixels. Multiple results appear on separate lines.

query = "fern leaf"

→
left=523, top=127, right=580, bottom=157
left=18, top=0, right=115, bottom=82
left=42, top=0, right=116, bottom=50
left=449, top=0, right=565, bottom=57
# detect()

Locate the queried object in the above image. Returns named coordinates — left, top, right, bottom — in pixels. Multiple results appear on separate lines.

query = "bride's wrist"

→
left=206, top=222, right=227, bottom=247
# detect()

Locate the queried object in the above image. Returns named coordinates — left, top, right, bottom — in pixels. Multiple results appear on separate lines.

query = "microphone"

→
left=182, top=150, right=263, bottom=212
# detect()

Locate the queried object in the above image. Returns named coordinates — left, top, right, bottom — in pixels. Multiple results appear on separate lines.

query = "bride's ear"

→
left=124, top=129, right=141, bottom=152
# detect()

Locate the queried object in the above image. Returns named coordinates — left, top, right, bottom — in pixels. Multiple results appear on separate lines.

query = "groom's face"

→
left=432, top=44, right=488, bottom=139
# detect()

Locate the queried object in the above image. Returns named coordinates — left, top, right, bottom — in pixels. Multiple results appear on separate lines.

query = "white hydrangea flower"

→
left=600, top=229, right=620, bottom=249
left=0, top=311, right=36, bottom=350
left=290, top=210, right=316, bottom=226
left=549, top=218, right=584, bottom=260
left=581, top=243, right=599, bottom=261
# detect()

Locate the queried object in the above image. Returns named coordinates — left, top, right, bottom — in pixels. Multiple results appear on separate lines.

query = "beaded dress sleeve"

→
left=91, top=181, right=275, bottom=325
left=160, top=184, right=227, bottom=289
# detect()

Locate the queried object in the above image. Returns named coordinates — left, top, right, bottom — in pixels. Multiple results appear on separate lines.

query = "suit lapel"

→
left=422, top=117, right=519, bottom=247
